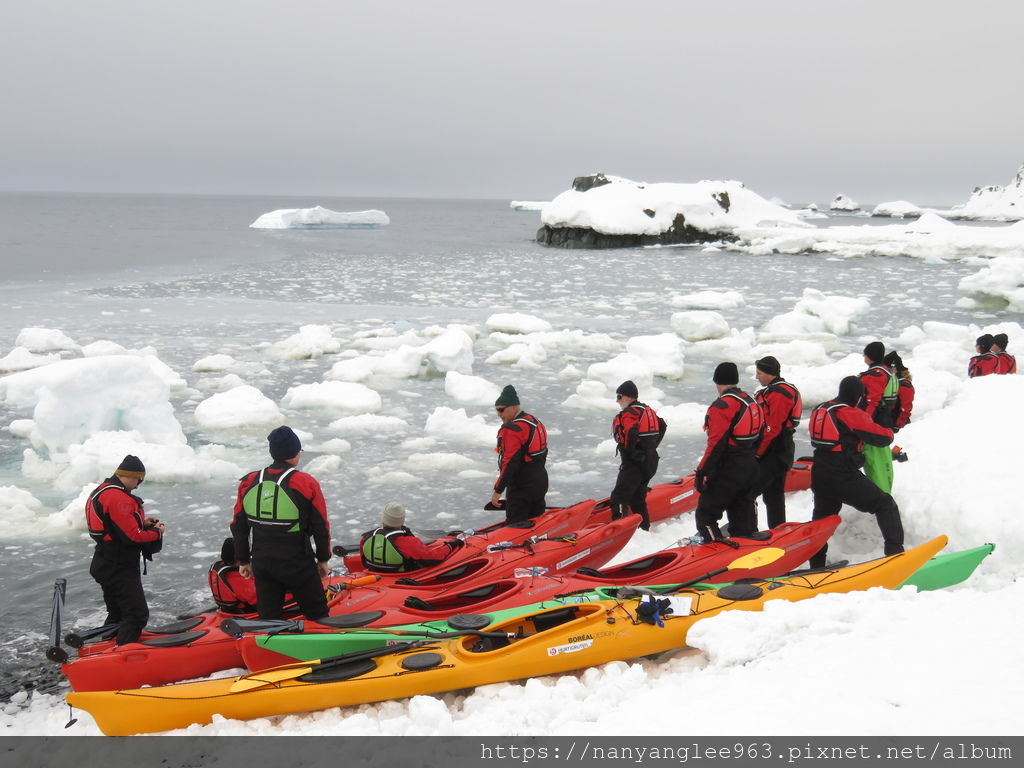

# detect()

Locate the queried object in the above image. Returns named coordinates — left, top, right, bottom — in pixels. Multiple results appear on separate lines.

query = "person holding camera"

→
left=85, top=455, right=165, bottom=645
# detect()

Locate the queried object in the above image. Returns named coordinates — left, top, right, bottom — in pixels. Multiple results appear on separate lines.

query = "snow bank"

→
left=250, top=206, right=390, bottom=229
left=957, top=251, right=1024, bottom=311
left=193, top=385, right=283, bottom=429
left=542, top=176, right=807, bottom=236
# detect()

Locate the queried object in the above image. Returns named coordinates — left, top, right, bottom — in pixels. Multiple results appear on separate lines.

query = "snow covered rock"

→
left=872, top=200, right=923, bottom=218
left=830, top=194, right=861, bottom=211
left=946, top=163, right=1024, bottom=221
left=537, top=173, right=806, bottom=248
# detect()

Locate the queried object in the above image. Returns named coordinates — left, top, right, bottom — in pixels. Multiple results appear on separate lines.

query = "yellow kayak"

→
left=69, top=535, right=946, bottom=736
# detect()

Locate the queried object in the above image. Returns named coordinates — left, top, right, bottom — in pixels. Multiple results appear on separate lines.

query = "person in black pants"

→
left=753, top=356, right=803, bottom=529
left=693, top=363, right=765, bottom=541
left=807, top=376, right=905, bottom=568
left=230, top=426, right=332, bottom=621
left=609, top=380, right=664, bottom=531
left=85, top=455, right=165, bottom=645
left=490, top=385, right=549, bottom=523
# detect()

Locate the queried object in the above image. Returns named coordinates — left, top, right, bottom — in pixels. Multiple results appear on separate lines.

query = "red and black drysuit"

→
left=207, top=561, right=259, bottom=614
left=494, top=412, right=549, bottom=524
left=894, top=377, right=915, bottom=430
left=807, top=400, right=905, bottom=568
left=85, top=476, right=162, bottom=645
left=610, top=402, right=664, bottom=531
left=359, top=527, right=461, bottom=573
left=968, top=352, right=1000, bottom=378
left=754, top=378, right=802, bottom=529
left=695, top=387, right=764, bottom=540
left=859, top=364, right=897, bottom=427
left=230, top=462, right=332, bottom=620
left=995, top=351, right=1017, bottom=375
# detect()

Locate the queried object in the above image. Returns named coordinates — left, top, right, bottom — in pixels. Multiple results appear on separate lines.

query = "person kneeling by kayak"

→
left=208, top=538, right=258, bottom=613
left=360, top=503, right=464, bottom=573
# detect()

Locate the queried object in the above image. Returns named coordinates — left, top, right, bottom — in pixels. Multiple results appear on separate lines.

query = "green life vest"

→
left=361, top=528, right=409, bottom=573
left=241, top=468, right=302, bottom=533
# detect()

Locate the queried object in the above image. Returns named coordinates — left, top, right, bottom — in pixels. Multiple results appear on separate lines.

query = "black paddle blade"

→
left=46, top=646, right=69, bottom=664
left=333, top=543, right=358, bottom=557
left=65, top=623, right=119, bottom=648
left=220, top=618, right=303, bottom=636
left=483, top=500, right=506, bottom=511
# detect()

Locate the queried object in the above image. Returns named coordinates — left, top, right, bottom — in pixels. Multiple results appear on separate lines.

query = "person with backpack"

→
left=807, top=376, right=904, bottom=568
left=230, top=426, right=331, bottom=621
left=883, top=351, right=915, bottom=430
left=968, top=334, right=1000, bottom=378
left=208, top=537, right=258, bottom=613
left=491, top=385, right=549, bottom=523
left=859, top=341, right=899, bottom=493
left=85, top=455, right=165, bottom=645
left=694, top=362, right=764, bottom=541
left=992, top=333, right=1017, bottom=374
left=360, top=502, right=465, bottom=573
left=753, top=356, right=802, bottom=529
left=609, top=380, right=666, bottom=532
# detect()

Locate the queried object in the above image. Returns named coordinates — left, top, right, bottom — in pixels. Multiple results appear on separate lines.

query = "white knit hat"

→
left=382, top=502, right=406, bottom=528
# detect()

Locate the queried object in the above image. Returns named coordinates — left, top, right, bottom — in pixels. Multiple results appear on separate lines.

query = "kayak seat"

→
left=435, top=564, right=473, bottom=580
left=470, top=635, right=511, bottom=653
left=447, top=613, right=491, bottom=631
left=394, top=578, right=421, bottom=586
left=730, top=531, right=772, bottom=541
left=716, top=584, right=764, bottom=601
left=315, top=611, right=386, bottom=629
left=621, top=557, right=658, bottom=571
left=574, top=567, right=603, bottom=577
left=506, top=520, right=535, bottom=529
left=298, top=658, right=377, bottom=684
left=403, top=596, right=434, bottom=611
left=138, top=630, right=208, bottom=647
left=531, top=606, right=580, bottom=632
left=457, top=584, right=499, bottom=599
left=400, top=652, right=444, bottom=671
left=146, top=617, right=204, bottom=635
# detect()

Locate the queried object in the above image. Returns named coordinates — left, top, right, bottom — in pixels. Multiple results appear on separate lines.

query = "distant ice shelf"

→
left=250, top=206, right=390, bottom=229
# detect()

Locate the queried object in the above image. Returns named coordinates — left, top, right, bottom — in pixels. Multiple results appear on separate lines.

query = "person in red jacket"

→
left=230, top=426, right=332, bottom=621
left=753, top=356, right=802, bottom=529
left=694, top=362, right=764, bottom=541
left=85, top=455, right=165, bottom=645
left=884, top=351, right=915, bottom=430
left=609, top=380, right=665, bottom=532
left=491, top=385, right=549, bottom=523
left=208, top=537, right=259, bottom=613
left=968, top=334, right=1000, bottom=378
left=360, top=502, right=465, bottom=573
left=859, top=341, right=898, bottom=493
left=807, top=376, right=904, bottom=568
left=992, top=333, right=1017, bottom=374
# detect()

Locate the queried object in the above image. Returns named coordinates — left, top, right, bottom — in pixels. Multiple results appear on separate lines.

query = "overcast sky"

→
left=2, top=1, right=1021, bottom=205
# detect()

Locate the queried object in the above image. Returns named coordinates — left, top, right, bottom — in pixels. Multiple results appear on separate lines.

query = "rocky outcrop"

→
left=537, top=212, right=725, bottom=249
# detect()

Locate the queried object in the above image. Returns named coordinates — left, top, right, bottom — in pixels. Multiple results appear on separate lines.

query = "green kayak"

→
left=899, top=543, right=994, bottom=591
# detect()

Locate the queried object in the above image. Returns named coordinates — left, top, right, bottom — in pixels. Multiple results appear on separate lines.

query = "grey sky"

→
left=2, top=0, right=1021, bottom=205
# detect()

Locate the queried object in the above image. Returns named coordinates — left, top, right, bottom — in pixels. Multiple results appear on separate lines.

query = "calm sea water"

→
left=0, top=192, right=991, bottom=697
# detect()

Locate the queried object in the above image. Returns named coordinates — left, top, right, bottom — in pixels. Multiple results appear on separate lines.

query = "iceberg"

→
left=830, top=194, right=861, bottom=211
left=944, top=163, right=1024, bottom=221
left=250, top=206, right=390, bottom=229
left=510, top=201, right=547, bottom=212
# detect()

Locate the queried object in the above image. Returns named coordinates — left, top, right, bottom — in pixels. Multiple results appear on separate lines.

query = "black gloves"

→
left=695, top=470, right=709, bottom=493
left=447, top=538, right=466, bottom=551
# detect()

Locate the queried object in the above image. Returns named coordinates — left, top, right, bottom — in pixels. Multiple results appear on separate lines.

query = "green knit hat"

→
left=495, top=385, right=520, bottom=407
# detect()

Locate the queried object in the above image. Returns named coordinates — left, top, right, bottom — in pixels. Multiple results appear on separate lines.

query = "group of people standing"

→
left=84, top=331, right=1016, bottom=638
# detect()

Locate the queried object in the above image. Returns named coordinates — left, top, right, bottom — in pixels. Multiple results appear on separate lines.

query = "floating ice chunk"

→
left=424, top=406, right=495, bottom=446
left=830, top=194, right=860, bottom=211
left=586, top=353, right=659, bottom=393
left=266, top=325, right=341, bottom=360
left=0, top=355, right=186, bottom=455
left=306, top=455, right=343, bottom=475
left=488, top=329, right=620, bottom=353
left=328, top=328, right=472, bottom=381
left=7, top=419, right=34, bottom=438
left=15, top=327, right=79, bottom=353
left=690, top=327, right=758, bottom=361
left=312, top=438, right=352, bottom=454
left=958, top=254, right=1024, bottom=312
left=748, top=339, right=833, bottom=369
left=194, top=385, right=283, bottom=429
left=367, top=470, right=420, bottom=485
left=445, top=371, right=500, bottom=405
left=510, top=201, right=548, bottom=212
left=327, top=414, right=408, bottom=436
left=761, top=289, right=870, bottom=339
left=626, top=334, right=685, bottom=379
left=656, top=402, right=709, bottom=436
left=902, top=212, right=955, bottom=233
left=420, top=328, right=474, bottom=375
left=282, top=381, right=382, bottom=414
left=193, top=354, right=237, bottom=372
left=0, top=486, right=46, bottom=538
left=406, top=452, right=478, bottom=472
left=669, top=290, right=745, bottom=310
left=250, top=206, right=390, bottom=229
left=0, top=347, right=61, bottom=373
left=485, top=313, right=553, bottom=334
left=872, top=200, right=923, bottom=218
left=485, top=342, right=547, bottom=370
left=670, top=311, right=730, bottom=341
left=563, top=379, right=617, bottom=411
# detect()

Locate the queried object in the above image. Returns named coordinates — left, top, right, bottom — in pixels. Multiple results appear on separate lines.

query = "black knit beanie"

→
left=755, top=356, right=781, bottom=377
left=268, top=425, right=302, bottom=460
left=992, top=333, right=1008, bottom=350
left=863, top=341, right=885, bottom=363
left=495, top=385, right=520, bottom=407
left=615, top=380, right=639, bottom=399
left=712, top=362, right=739, bottom=385
left=975, top=334, right=994, bottom=352
left=838, top=376, right=865, bottom=406
left=115, top=454, right=146, bottom=480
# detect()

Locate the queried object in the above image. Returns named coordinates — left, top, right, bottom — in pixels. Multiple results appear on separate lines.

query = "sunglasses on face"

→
left=615, top=395, right=625, bottom=401
left=495, top=406, right=507, bottom=413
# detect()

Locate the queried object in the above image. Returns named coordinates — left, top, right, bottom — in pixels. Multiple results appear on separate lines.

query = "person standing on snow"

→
left=85, top=455, right=165, bottom=645
left=694, top=362, right=764, bottom=541
left=968, top=334, right=1000, bottom=378
left=230, top=426, right=331, bottom=621
left=491, top=385, right=549, bottom=523
left=753, top=356, right=802, bottom=529
left=609, top=380, right=666, bottom=532
left=992, top=333, right=1017, bottom=375
left=360, top=502, right=465, bottom=573
left=883, top=351, right=915, bottom=430
left=859, top=341, right=899, bottom=493
left=807, top=376, right=904, bottom=568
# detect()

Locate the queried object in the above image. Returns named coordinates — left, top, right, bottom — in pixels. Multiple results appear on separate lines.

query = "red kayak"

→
left=236, top=516, right=839, bottom=675
left=59, top=509, right=638, bottom=692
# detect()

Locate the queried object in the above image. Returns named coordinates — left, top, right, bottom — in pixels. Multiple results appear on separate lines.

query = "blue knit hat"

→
left=268, top=426, right=302, bottom=460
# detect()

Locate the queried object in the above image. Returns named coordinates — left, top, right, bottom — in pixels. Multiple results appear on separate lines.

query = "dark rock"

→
left=537, top=213, right=734, bottom=250
left=712, top=191, right=731, bottom=212
left=572, top=173, right=613, bottom=192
